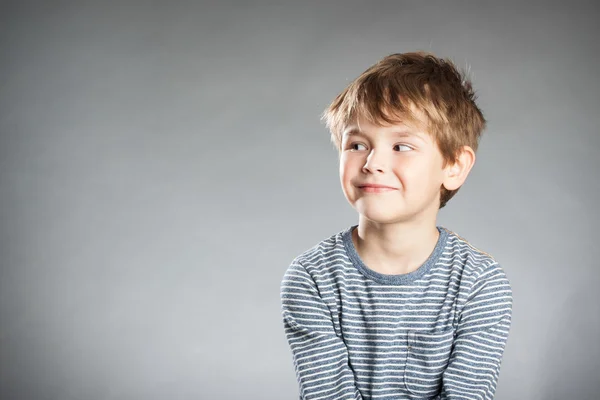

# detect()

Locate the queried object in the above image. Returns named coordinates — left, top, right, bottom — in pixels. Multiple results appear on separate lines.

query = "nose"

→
left=362, top=149, right=387, bottom=174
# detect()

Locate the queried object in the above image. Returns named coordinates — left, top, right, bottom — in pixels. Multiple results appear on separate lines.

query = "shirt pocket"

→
left=403, top=328, right=455, bottom=398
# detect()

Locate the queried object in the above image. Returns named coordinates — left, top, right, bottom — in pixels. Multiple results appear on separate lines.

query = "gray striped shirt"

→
left=280, top=225, right=512, bottom=400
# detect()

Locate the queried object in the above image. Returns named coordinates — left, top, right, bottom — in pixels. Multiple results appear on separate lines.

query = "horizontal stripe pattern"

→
left=281, top=226, right=512, bottom=400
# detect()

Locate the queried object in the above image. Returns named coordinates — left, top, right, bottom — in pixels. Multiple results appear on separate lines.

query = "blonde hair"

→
left=321, top=51, right=486, bottom=209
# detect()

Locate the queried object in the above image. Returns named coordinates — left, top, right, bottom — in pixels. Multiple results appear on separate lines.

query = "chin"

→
left=356, top=207, right=406, bottom=224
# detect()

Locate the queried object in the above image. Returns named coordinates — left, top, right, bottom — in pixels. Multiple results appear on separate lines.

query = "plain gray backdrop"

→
left=1, top=1, right=599, bottom=399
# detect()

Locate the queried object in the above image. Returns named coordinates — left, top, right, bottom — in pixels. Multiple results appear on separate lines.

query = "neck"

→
left=353, top=216, right=440, bottom=275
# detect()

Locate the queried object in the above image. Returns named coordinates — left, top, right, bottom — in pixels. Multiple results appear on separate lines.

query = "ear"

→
left=442, top=145, right=476, bottom=191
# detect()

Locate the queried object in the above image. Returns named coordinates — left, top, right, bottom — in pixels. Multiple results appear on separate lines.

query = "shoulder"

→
left=281, top=227, right=351, bottom=284
left=440, top=229, right=513, bottom=328
left=292, top=227, right=350, bottom=271
left=440, top=227, right=512, bottom=290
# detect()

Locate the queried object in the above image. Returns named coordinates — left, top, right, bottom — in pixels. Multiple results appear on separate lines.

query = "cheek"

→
left=340, top=156, right=359, bottom=178
left=393, top=161, right=433, bottom=189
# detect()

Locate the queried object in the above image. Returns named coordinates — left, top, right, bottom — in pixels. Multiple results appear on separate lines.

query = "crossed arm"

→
left=281, top=260, right=363, bottom=400
left=281, top=260, right=512, bottom=400
left=441, top=266, right=513, bottom=399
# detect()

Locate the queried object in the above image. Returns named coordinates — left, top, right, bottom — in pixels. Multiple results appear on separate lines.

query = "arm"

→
left=441, top=264, right=513, bottom=400
left=281, top=259, right=363, bottom=400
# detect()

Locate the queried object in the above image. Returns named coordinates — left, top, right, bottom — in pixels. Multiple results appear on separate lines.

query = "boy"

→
left=280, top=52, right=513, bottom=400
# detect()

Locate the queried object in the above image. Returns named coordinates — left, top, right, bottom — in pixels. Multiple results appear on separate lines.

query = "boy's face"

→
left=339, top=117, right=448, bottom=225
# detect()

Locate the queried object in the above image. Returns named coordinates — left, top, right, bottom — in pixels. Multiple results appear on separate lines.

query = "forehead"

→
left=342, top=119, right=430, bottom=143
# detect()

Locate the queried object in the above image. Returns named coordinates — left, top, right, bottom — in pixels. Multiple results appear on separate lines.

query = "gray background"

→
left=1, top=1, right=599, bottom=399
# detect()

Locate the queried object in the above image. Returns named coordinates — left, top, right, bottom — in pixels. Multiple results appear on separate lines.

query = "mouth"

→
left=358, top=184, right=396, bottom=189
left=357, top=184, right=397, bottom=193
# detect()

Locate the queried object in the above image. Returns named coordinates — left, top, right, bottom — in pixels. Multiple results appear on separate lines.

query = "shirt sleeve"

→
left=441, top=263, right=513, bottom=400
left=280, top=259, right=364, bottom=400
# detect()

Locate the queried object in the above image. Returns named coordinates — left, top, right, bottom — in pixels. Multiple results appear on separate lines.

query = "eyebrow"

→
left=342, top=127, right=424, bottom=141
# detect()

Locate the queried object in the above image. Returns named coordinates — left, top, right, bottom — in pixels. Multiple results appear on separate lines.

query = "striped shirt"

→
left=280, top=225, right=512, bottom=400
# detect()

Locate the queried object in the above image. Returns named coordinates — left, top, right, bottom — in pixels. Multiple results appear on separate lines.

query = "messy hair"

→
left=321, top=51, right=486, bottom=209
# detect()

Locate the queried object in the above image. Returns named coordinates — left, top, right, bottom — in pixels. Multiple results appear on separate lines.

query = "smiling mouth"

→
left=358, top=186, right=396, bottom=193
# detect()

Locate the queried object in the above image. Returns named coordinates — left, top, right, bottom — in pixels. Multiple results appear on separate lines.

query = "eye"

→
left=349, top=142, right=367, bottom=151
left=394, top=144, right=413, bottom=152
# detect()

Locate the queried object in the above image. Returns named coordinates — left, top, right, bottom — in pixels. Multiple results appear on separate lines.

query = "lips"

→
left=358, top=184, right=396, bottom=189
left=356, top=184, right=397, bottom=193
